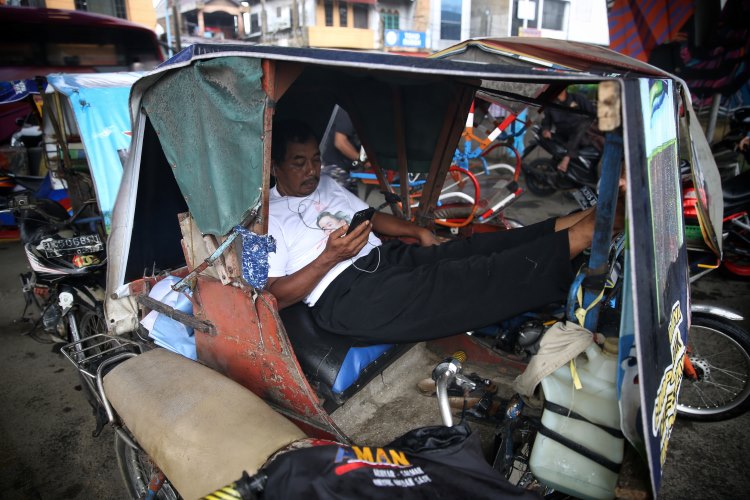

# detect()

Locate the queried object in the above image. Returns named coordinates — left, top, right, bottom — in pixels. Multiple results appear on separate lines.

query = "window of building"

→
left=381, top=10, right=399, bottom=31
left=324, top=0, right=334, bottom=27
left=353, top=4, right=368, bottom=29
left=541, top=0, right=569, bottom=31
left=113, top=0, right=126, bottom=19
left=6, top=0, right=45, bottom=6
left=339, top=2, right=348, bottom=28
left=74, top=0, right=127, bottom=19
left=511, top=0, right=569, bottom=35
left=250, top=13, right=261, bottom=34
left=440, top=0, right=462, bottom=40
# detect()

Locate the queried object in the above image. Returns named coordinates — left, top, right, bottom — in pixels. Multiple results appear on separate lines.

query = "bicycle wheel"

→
left=78, top=308, right=107, bottom=338
left=115, top=432, right=180, bottom=499
left=677, top=315, right=750, bottom=421
left=522, top=158, right=558, bottom=197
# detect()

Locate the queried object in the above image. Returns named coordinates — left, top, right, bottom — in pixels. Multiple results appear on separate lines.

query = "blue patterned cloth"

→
left=234, top=226, right=276, bottom=289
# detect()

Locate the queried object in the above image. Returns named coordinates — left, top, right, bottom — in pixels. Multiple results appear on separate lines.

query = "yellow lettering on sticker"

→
left=353, top=446, right=374, bottom=462
left=388, top=450, right=411, bottom=466
left=375, top=448, right=389, bottom=464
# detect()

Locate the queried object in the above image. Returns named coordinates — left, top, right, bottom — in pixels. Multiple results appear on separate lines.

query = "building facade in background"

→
left=153, top=0, right=610, bottom=53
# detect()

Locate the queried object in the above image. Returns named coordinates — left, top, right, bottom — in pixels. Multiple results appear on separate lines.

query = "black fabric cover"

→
left=279, top=302, right=409, bottom=409
left=280, top=302, right=357, bottom=393
left=257, top=424, right=541, bottom=499
left=722, top=169, right=750, bottom=215
left=124, top=118, right=188, bottom=282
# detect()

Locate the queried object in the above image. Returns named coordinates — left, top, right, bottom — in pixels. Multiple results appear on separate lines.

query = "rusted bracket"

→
left=136, top=295, right=216, bottom=336
left=172, top=230, right=240, bottom=293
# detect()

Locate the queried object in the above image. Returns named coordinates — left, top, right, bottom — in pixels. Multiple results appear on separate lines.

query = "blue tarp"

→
left=46, top=73, right=142, bottom=232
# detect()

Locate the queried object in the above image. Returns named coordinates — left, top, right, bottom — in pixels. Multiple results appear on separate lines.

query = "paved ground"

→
left=0, top=242, right=123, bottom=499
left=0, top=181, right=748, bottom=498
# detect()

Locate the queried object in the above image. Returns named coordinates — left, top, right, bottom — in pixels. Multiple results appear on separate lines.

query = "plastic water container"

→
left=529, top=341, right=624, bottom=500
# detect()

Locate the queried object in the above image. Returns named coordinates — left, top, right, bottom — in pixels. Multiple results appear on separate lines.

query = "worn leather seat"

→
left=103, top=348, right=305, bottom=499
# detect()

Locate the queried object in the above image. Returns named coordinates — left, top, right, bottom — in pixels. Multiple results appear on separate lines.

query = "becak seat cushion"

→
left=103, top=348, right=305, bottom=498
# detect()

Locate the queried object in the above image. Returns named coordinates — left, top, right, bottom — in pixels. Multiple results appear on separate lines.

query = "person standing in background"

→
left=320, top=105, right=366, bottom=192
left=541, top=88, right=601, bottom=173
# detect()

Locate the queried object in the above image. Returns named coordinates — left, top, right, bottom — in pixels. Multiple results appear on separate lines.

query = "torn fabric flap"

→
left=513, top=321, right=594, bottom=405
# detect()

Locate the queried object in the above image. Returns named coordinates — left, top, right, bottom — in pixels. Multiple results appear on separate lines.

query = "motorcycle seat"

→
left=280, top=302, right=412, bottom=411
left=103, top=347, right=306, bottom=499
left=723, top=170, right=750, bottom=214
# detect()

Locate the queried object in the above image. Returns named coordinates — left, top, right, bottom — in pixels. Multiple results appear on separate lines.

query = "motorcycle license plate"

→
left=40, top=234, right=103, bottom=257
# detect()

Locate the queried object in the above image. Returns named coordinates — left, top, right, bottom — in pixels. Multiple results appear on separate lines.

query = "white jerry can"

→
left=529, top=341, right=624, bottom=500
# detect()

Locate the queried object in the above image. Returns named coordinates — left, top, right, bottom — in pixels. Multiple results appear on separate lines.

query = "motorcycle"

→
left=1, top=177, right=108, bottom=437
left=520, top=124, right=602, bottom=197
left=677, top=160, right=750, bottom=421
left=63, top=38, right=726, bottom=499
left=1, top=178, right=107, bottom=344
left=710, top=106, right=750, bottom=180
left=684, top=168, right=750, bottom=279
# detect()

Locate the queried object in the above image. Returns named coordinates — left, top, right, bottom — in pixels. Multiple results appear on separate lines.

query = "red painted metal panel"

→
left=193, top=278, right=347, bottom=441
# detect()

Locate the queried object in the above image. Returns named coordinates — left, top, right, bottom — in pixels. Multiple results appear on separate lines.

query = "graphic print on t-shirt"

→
left=317, top=210, right=351, bottom=236
left=306, top=203, right=353, bottom=250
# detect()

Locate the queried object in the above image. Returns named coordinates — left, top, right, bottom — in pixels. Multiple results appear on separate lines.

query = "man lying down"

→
left=266, top=120, right=614, bottom=344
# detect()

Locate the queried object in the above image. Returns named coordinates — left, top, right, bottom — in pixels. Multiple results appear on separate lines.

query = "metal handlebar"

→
left=431, top=351, right=474, bottom=427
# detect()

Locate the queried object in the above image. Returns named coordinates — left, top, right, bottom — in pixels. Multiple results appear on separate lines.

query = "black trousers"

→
left=312, top=219, right=573, bottom=343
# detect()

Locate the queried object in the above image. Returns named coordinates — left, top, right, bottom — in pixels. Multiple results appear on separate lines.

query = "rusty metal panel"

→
left=194, top=278, right=346, bottom=440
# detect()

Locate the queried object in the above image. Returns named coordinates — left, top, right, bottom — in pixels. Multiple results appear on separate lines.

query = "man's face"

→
left=274, top=138, right=322, bottom=197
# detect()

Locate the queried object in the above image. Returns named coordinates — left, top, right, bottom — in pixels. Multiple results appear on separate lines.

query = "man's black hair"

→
left=271, top=119, right=318, bottom=164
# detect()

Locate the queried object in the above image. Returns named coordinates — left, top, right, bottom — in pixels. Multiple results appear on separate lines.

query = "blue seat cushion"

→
left=332, top=343, right=394, bottom=394
left=279, top=302, right=408, bottom=408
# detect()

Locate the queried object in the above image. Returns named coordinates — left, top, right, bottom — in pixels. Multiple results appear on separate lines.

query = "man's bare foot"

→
left=558, top=155, right=570, bottom=173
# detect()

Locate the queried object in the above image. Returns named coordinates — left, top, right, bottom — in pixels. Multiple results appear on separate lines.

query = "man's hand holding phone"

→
left=323, top=208, right=375, bottom=264
left=346, top=207, right=375, bottom=235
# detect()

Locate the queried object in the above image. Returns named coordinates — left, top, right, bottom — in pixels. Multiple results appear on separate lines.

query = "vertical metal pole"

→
left=164, top=1, right=174, bottom=58
left=260, top=0, right=268, bottom=42
left=172, top=0, right=182, bottom=52
left=706, top=92, right=722, bottom=144
left=291, top=0, right=300, bottom=46
left=581, top=132, right=623, bottom=332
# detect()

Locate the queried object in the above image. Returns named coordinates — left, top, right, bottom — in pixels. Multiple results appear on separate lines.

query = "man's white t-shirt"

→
left=268, top=175, right=382, bottom=306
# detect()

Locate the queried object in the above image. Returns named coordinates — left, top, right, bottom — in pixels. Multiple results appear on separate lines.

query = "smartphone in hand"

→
left=346, top=207, right=375, bottom=235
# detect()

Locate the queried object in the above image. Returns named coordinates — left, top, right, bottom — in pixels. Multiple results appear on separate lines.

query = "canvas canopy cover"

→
left=45, top=72, right=142, bottom=231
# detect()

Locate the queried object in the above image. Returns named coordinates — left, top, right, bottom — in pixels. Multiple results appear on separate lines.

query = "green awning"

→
left=142, top=57, right=266, bottom=236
